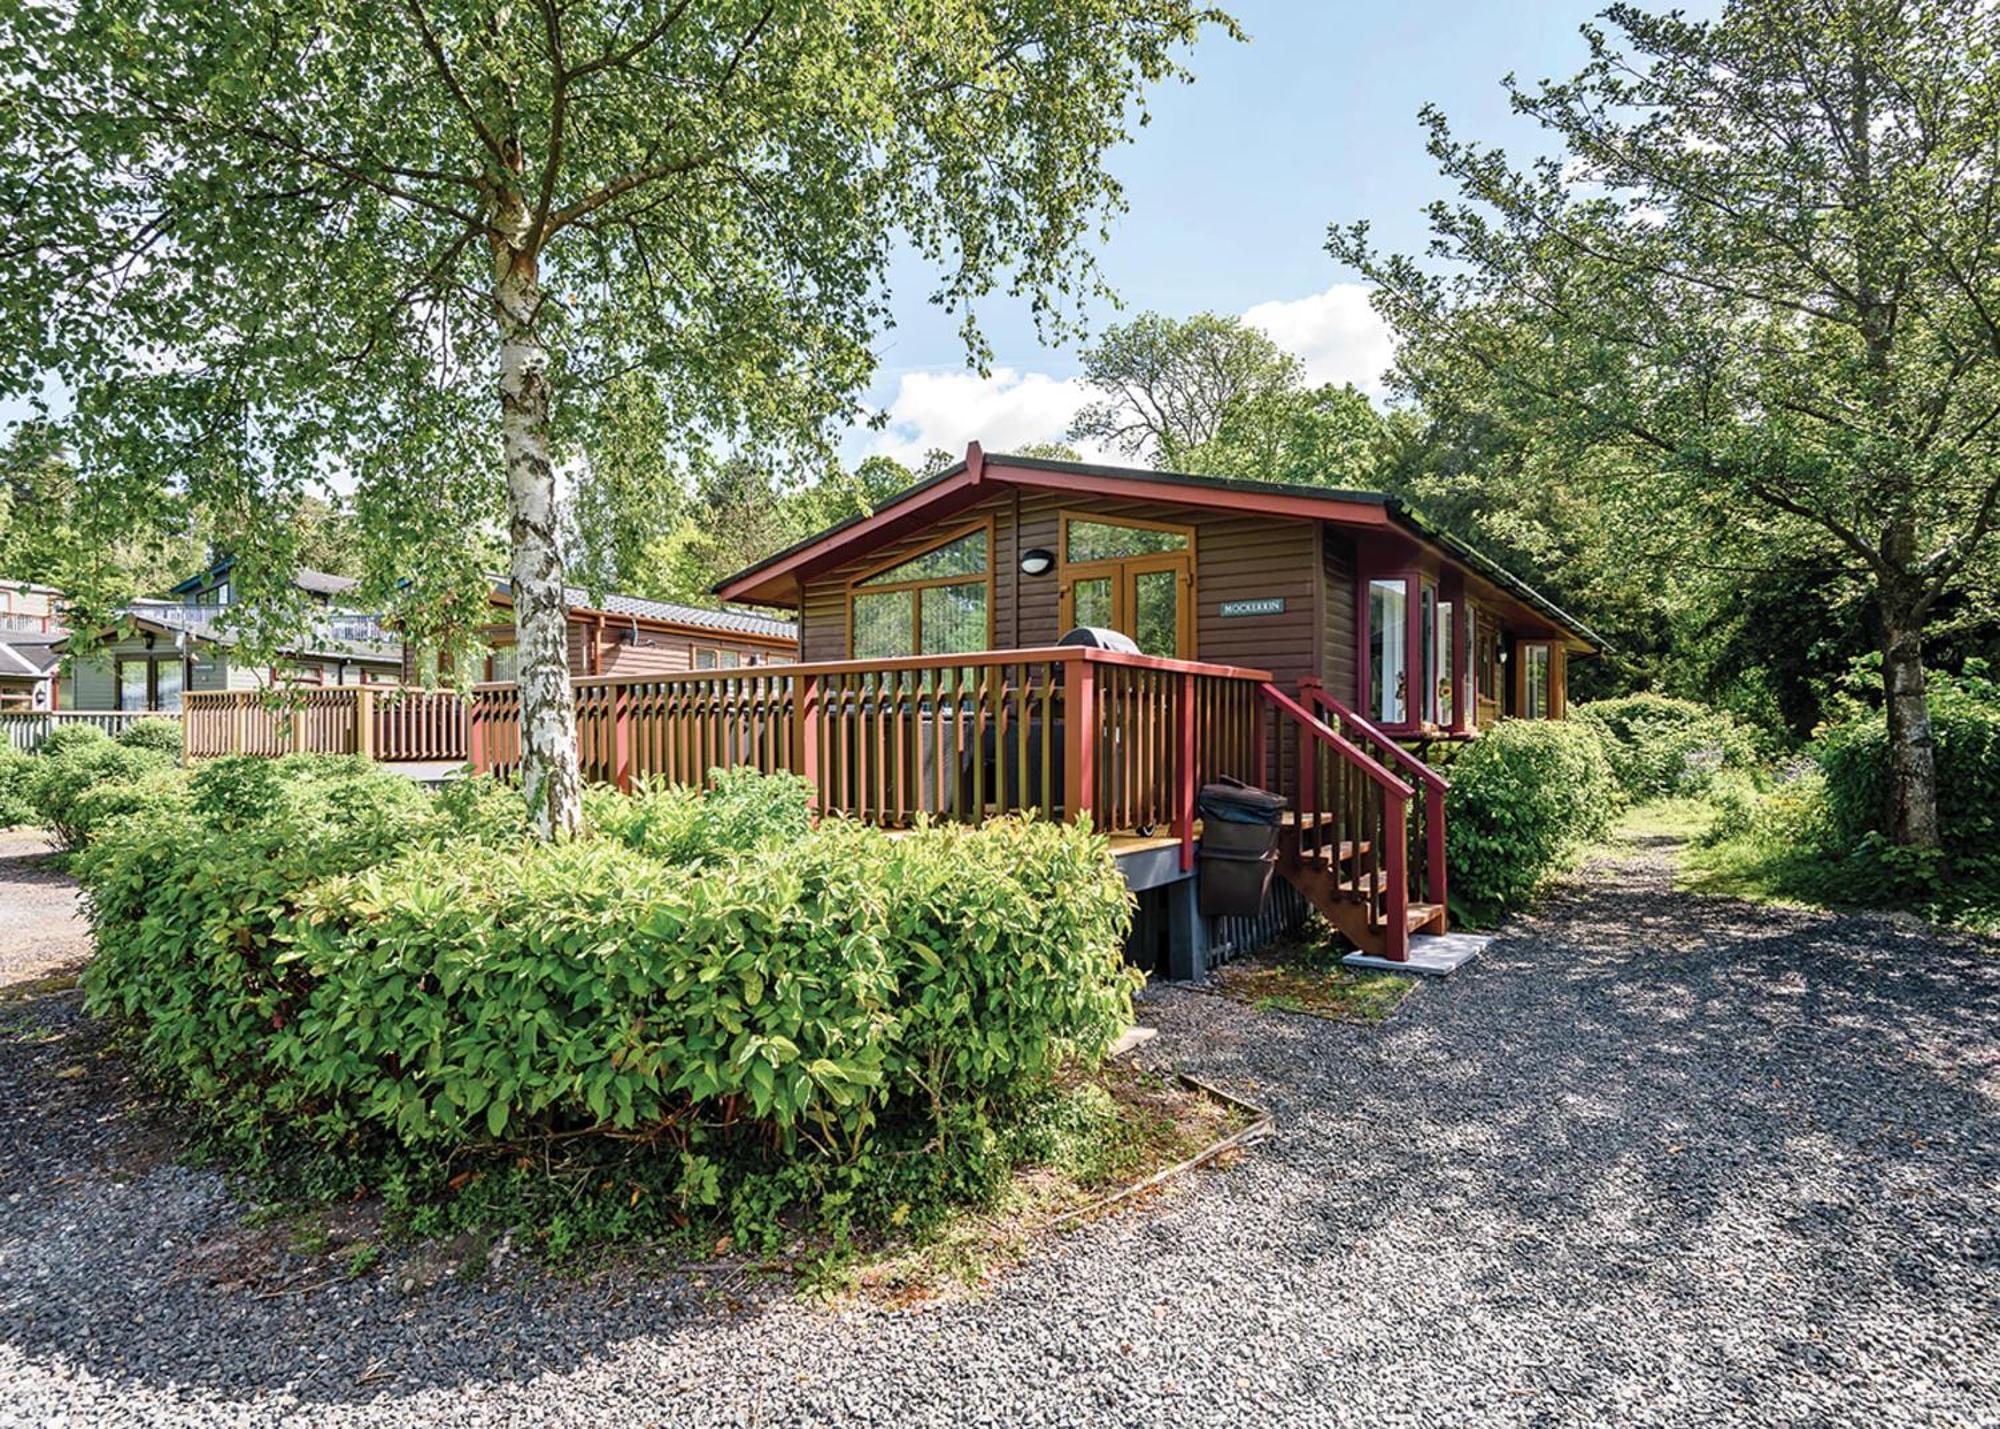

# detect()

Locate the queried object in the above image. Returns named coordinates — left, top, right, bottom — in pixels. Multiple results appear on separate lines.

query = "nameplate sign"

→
left=1219, top=597, right=1285, bottom=618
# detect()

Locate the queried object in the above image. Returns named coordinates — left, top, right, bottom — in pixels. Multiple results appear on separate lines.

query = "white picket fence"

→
left=0, top=710, right=181, bottom=753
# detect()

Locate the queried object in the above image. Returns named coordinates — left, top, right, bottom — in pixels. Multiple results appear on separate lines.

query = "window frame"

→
left=843, top=517, right=995, bottom=659
left=1056, top=510, right=1196, bottom=659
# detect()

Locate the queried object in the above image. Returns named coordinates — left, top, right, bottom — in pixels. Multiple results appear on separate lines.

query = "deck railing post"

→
left=614, top=682, right=633, bottom=791
left=795, top=671, right=821, bottom=815
left=1063, top=653, right=1097, bottom=827
left=1250, top=686, right=1268, bottom=793
left=1383, top=790, right=1411, bottom=961
left=1427, top=784, right=1449, bottom=931
left=468, top=691, right=488, bottom=774
left=1177, top=670, right=1197, bottom=871
left=355, top=687, right=376, bottom=760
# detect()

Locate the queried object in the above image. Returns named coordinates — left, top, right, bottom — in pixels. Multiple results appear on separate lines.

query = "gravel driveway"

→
left=2, top=834, right=1995, bottom=1427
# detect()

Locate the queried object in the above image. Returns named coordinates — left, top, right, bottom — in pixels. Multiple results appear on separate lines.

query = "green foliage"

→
left=1, top=0, right=1232, bottom=694
left=76, top=768, right=1138, bottom=1255
left=1683, top=668, right=2000, bottom=922
left=1068, top=312, right=1302, bottom=466
left=1573, top=694, right=1762, bottom=800
left=585, top=767, right=813, bottom=864
left=37, top=722, right=111, bottom=758
left=115, top=718, right=185, bottom=756
left=1335, top=0, right=2000, bottom=841
left=28, top=739, right=177, bottom=849
left=1812, top=668, right=2000, bottom=905
left=1445, top=718, right=1619, bottom=924
left=0, top=745, right=34, bottom=828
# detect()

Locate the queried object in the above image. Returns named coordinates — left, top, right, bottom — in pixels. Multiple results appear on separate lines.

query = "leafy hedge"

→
left=1573, top=694, right=1762, bottom=799
left=0, top=745, right=34, bottom=828
left=1809, top=668, right=2000, bottom=904
left=76, top=763, right=1138, bottom=1250
left=116, top=718, right=185, bottom=756
left=25, top=725, right=178, bottom=849
left=1445, top=718, right=1619, bottom=924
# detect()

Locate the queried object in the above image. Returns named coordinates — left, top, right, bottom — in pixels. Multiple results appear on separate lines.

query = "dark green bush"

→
left=116, top=718, right=185, bottom=756
left=77, top=768, right=1138, bottom=1252
left=0, top=745, right=34, bottom=827
left=1573, top=694, right=1762, bottom=799
left=29, top=740, right=177, bottom=849
left=1812, top=668, right=2000, bottom=905
left=1445, top=718, right=1619, bottom=924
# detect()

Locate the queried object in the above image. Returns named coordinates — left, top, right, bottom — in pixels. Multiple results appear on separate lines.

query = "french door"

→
left=1061, top=552, right=1192, bottom=659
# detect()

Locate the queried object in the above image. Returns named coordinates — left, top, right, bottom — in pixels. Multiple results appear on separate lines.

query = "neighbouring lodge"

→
left=405, top=575, right=798, bottom=684
left=715, top=445, right=1598, bottom=738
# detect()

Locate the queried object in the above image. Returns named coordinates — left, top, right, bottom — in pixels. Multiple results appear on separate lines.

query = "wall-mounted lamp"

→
left=1498, top=646, right=1510, bottom=663
left=1019, top=547, right=1056, bottom=577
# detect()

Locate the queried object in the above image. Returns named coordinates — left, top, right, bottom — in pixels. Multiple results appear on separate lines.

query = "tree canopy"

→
left=1333, top=0, right=2000, bottom=846
left=1, top=0, right=1234, bottom=832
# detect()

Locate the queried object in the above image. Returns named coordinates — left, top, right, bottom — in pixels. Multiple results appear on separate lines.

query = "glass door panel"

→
left=1127, top=564, right=1182, bottom=658
left=1070, top=575, right=1114, bottom=631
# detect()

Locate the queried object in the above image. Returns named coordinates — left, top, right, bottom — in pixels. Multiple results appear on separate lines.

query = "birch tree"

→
left=1334, top=0, right=2000, bottom=849
left=0, top=0, right=1230, bottom=835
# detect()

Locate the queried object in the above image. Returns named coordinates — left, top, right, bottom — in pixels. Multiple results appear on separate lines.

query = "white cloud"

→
left=852, top=281, right=1397, bottom=468
left=855, top=366, right=1108, bottom=468
left=1241, top=282, right=1395, bottom=397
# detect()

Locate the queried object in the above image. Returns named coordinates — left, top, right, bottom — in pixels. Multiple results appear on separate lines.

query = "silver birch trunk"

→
left=494, top=205, right=583, bottom=839
left=1880, top=594, right=1941, bottom=849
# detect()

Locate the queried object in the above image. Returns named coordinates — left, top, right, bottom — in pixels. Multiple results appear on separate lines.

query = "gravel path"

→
left=0, top=829, right=88, bottom=988
left=2, top=835, right=1996, bottom=1427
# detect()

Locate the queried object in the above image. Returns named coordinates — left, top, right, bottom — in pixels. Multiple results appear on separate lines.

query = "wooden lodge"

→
left=162, top=445, right=1601, bottom=974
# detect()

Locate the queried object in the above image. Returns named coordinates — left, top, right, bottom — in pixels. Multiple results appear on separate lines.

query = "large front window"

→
left=1368, top=579, right=1408, bottom=724
left=849, top=526, right=990, bottom=659
left=117, top=659, right=149, bottom=712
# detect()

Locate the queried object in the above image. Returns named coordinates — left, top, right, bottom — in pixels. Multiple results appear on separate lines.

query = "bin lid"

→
left=1197, top=777, right=1288, bottom=821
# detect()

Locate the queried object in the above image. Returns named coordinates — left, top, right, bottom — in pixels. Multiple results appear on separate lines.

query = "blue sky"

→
left=852, top=0, right=1666, bottom=466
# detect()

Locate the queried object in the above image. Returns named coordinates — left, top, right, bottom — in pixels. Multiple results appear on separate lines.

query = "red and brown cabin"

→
left=405, top=577, right=798, bottom=684
left=715, top=445, right=1597, bottom=734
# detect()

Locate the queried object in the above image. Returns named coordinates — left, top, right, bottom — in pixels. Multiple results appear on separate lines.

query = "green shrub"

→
left=77, top=768, right=1138, bottom=1253
left=37, top=721, right=111, bottom=758
left=0, top=745, right=34, bottom=828
left=585, top=766, right=813, bottom=862
left=1574, top=694, right=1763, bottom=799
left=29, top=740, right=177, bottom=849
left=116, top=718, right=185, bottom=756
left=1812, top=668, right=2000, bottom=906
left=1445, top=718, right=1619, bottom=924
left=65, top=765, right=191, bottom=849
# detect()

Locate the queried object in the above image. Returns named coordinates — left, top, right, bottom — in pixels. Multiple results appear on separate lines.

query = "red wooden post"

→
left=614, top=683, right=633, bottom=791
left=468, top=691, right=487, bottom=774
left=1427, top=784, right=1449, bottom=930
left=1249, top=683, right=1268, bottom=791
left=1177, top=670, right=1197, bottom=871
left=1383, top=791, right=1411, bottom=961
left=1063, top=655, right=1097, bottom=827
left=795, top=671, right=821, bottom=815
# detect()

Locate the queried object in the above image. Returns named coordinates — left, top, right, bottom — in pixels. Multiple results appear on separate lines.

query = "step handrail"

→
left=1299, top=679, right=1449, bottom=925
left=1298, top=680, right=1449, bottom=793
left=1260, top=683, right=1411, bottom=960
left=1258, top=684, right=1413, bottom=799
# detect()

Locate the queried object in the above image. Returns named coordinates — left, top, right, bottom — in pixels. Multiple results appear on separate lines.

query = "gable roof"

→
left=0, top=638, right=61, bottom=678
left=56, top=609, right=403, bottom=665
left=483, top=575, right=797, bottom=643
left=714, top=446, right=1603, bottom=650
left=169, top=556, right=359, bottom=599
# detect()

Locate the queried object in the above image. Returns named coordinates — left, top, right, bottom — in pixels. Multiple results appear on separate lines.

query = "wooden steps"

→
left=1276, top=823, right=1445, bottom=960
